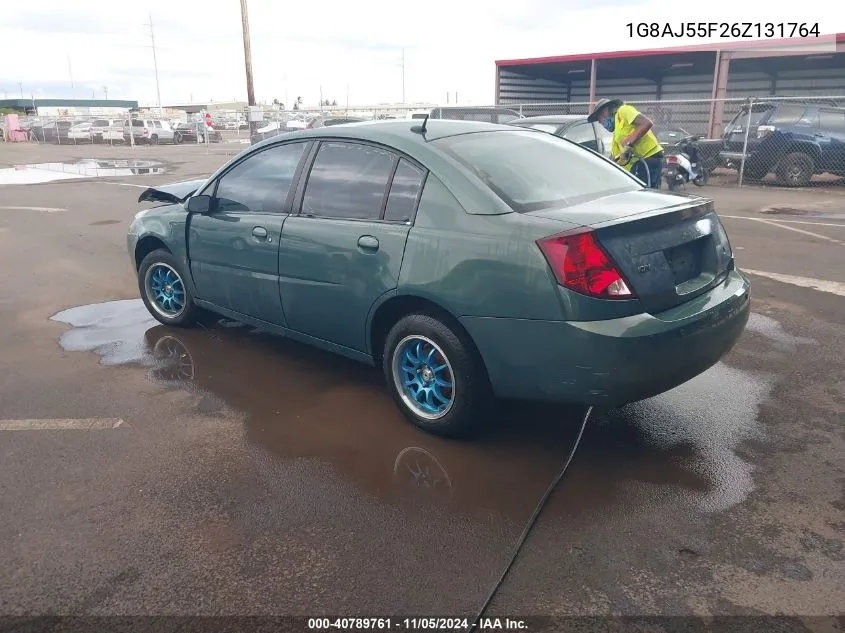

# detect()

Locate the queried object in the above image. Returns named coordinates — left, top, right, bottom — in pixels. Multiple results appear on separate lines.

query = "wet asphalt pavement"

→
left=0, top=144, right=843, bottom=624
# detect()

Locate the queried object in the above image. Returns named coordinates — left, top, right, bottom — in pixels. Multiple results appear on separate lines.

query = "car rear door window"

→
left=383, top=159, right=426, bottom=223
left=213, top=142, right=307, bottom=214
left=301, top=142, right=396, bottom=220
left=562, top=122, right=599, bottom=151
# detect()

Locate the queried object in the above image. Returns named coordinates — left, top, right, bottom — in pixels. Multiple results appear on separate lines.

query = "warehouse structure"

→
left=495, top=33, right=845, bottom=136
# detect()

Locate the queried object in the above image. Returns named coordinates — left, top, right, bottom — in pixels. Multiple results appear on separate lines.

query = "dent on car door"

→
left=187, top=141, right=309, bottom=324
left=278, top=141, right=426, bottom=352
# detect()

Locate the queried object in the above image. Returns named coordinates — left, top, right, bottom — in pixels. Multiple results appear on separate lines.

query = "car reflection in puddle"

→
left=0, top=160, right=167, bottom=185
left=51, top=299, right=788, bottom=520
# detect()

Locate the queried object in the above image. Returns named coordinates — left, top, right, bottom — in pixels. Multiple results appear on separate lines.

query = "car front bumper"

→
left=460, top=269, right=751, bottom=406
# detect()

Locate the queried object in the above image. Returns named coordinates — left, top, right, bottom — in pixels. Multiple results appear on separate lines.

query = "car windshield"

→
left=433, top=130, right=640, bottom=212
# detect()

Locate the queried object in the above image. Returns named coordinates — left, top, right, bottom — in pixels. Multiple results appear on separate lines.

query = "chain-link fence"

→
left=4, top=96, right=844, bottom=188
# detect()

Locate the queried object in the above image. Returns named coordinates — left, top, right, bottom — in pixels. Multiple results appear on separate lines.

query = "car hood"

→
left=138, top=178, right=208, bottom=204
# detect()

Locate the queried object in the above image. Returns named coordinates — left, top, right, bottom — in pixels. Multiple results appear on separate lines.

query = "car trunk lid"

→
left=528, top=190, right=734, bottom=314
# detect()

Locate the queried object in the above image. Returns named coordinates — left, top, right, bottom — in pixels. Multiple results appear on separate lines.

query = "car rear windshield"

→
left=92, top=119, right=110, bottom=127
left=433, top=130, right=640, bottom=212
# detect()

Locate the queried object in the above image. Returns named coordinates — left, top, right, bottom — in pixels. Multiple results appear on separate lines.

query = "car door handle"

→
left=252, top=226, right=268, bottom=239
left=358, top=235, right=379, bottom=251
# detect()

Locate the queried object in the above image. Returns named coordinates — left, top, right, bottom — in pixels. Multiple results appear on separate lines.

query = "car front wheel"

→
left=383, top=313, right=490, bottom=438
left=138, top=249, right=203, bottom=328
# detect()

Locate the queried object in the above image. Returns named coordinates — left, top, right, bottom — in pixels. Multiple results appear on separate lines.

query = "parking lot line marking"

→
left=0, top=418, right=125, bottom=431
left=742, top=269, right=845, bottom=297
left=92, top=182, right=149, bottom=189
left=0, top=206, right=66, bottom=213
left=719, top=216, right=845, bottom=246
left=720, top=215, right=845, bottom=229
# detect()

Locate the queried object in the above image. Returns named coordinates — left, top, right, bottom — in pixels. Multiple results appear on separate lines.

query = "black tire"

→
left=138, top=249, right=203, bottom=328
left=174, top=132, right=182, bottom=144
left=382, top=313, right=491, bottom=438
left=693, top=168, right=709, bottom=186
left=150, top=135, right=159, bottom=145
left=776, top=152, right=814, bottom=187
left=667, top=178, right=681, bottom=191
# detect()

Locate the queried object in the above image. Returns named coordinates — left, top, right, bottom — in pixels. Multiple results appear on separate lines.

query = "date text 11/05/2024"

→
left=308, top=618, right=527, bottom=630
left=626, top=22, right=821, bottom=39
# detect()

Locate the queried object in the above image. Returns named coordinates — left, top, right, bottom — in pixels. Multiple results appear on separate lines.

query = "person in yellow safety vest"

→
left=587, top=98, right=665, bottom=189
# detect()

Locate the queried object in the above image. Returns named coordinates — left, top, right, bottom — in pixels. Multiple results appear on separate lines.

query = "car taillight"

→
left=665, top=155, right=679, bottom=164
left=144, top=127, right=150, bottom=136
left=536, top=230, right=635, bottom=300
left=757, top=124, right=775, bottom=139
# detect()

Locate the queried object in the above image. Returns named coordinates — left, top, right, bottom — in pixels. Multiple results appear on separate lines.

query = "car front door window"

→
left=214, top=142, right=307, bottom=214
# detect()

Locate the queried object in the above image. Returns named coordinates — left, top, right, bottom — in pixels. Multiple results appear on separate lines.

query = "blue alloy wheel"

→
left=145, top=263, right=186, bottom=318
left=392, top=335, right=455, bottom=420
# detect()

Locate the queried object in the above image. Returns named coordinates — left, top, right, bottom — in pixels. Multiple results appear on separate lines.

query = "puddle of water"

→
left=50, top=300, right=780, bottom=518
left=745, top=312, right=817, bottom=352
left=0, top=160, right=166, bottom=185
left=51, top=299, right=158, bottom=366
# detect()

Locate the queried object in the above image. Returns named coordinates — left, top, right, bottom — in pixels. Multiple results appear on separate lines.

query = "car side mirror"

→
left=186, top=194, right=211, bottom=214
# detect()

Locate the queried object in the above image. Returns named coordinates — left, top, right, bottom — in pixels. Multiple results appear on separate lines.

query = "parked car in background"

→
left=123, top=118, right=176, bottom=145
left=720, top=101, right=845, bottom=186
left=305, top=116, right=369, bottom=129
left=67, top=122, right=93, bottom=143
left=509, top=115, right=614, bottom=159
left=91, top=119, right=125, bottom=144
left=250, top=121, right=297, bottom=145
left=174, top=122, right=223, bottom=144
left=429, top=106, right=522, bottom=124
left=29, top=120, right=76, bottom=143
left=128, top=120, right=749, bottom=438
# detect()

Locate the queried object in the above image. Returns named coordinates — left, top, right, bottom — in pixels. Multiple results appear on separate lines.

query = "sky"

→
left=0, top=0, right=841, bottom=108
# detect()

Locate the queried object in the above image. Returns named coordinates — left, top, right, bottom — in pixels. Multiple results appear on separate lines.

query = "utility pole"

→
left=68, top=56, right=75, bottom=100
left=19, top=82, right=23, bottom=99
left=239, top=0, right=257, bottom=134
left=401, top=48, right=405, bottom=104
left=319, top=85, right=323, bottom=107
left=146, top=12, right=163, bottom=117
left=103, top=86, right=109, bottom=100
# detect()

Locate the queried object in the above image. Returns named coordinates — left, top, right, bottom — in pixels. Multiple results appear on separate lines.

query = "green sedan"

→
left=128, top=119, right=750, bottom=437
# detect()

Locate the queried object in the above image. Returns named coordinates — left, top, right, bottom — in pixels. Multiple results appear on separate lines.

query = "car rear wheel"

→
left=776, top=152, right=814, bottom=187
left=138, top=249, right=203, bottom=328
left=383, top=313, right=490, bottom=438
left=174, top=132, right=182, bottom=144
left=150, top=134, right=159, bottom=145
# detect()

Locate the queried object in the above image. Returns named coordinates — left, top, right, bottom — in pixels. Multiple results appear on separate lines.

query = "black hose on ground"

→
left=469, top=405, right=595, bottom=631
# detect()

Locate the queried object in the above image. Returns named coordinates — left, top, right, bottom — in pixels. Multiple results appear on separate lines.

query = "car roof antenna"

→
left=411, top=114, right=429, bottom=135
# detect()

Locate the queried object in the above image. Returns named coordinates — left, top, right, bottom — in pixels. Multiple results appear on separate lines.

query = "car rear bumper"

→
left=460, top=268, right=751, bottom=406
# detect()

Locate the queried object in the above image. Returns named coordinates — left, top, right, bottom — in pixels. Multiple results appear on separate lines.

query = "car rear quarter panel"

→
left=398, top=173, right=574, bottom=321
